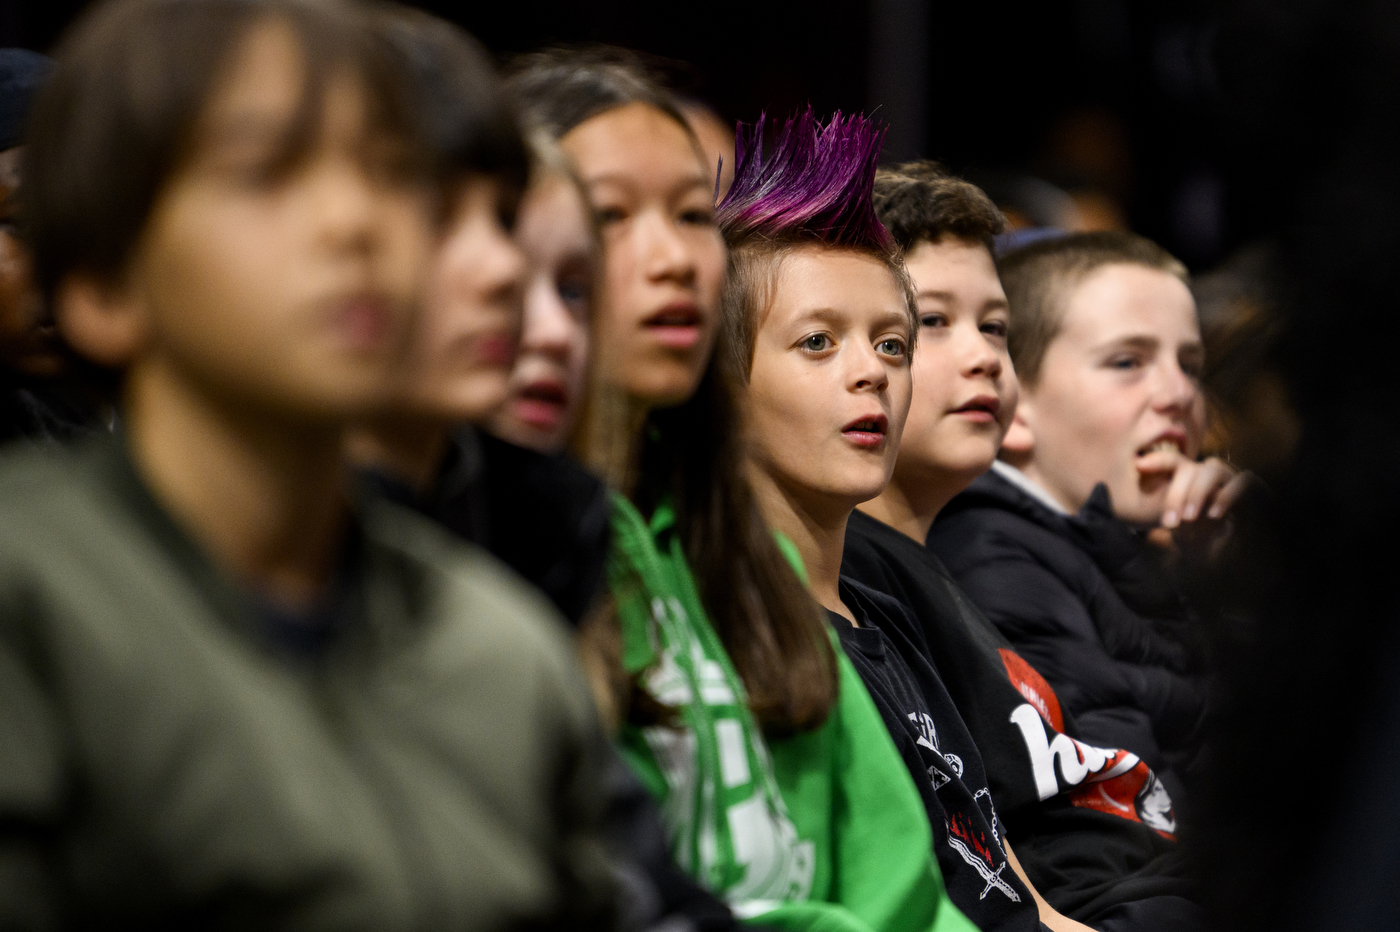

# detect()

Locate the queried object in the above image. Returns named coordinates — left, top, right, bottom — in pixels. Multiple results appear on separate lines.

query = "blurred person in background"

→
left=348, top=11, right=610, bottom=627
left=844, top=162, right=1207, bottom=932
left=0, top=0, right=618, bottom=926
left=1195, top=2, right=1400, bottom=928
left=1191, top=242, right=1297, bottom=478
left=513, top=50, right=971, bottom=931
left=353, top=21, right=750, bottom=932
left=929, top=233, right=1249, bottom=812
left=0, top=47, right=107, bottom=443
left=488, top=132, right=594, bottom=455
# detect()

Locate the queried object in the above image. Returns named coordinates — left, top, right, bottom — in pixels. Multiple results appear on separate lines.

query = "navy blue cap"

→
left=0, top=49, right=54, bottom=152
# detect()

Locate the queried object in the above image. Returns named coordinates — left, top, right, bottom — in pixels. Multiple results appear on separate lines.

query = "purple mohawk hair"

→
left=717, top=108, right=894, bottom=253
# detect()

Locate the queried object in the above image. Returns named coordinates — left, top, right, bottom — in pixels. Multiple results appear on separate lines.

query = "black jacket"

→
left=928, top=469, right=1209, bottom=808
left=361, top=428, right=611, bottom=626
left=843, top=511, right=1196, bottom=924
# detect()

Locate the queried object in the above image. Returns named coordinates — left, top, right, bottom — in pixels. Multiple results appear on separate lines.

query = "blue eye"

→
left=802, top=334, right=831, bottom=352
left=877, top=338, right=907, bottom=358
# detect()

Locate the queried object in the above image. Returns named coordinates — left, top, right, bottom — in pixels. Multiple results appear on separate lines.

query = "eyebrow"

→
left=916, top=289, right=1010, bottom=311
left=793, top=306, right=911, bottom=333
left=584, top=172, right=711, bottom=195
left=1094, top=334, right=1205, bottom=355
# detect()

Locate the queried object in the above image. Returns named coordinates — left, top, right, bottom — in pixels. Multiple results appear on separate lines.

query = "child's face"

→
left=1020, top=262, right=1206, bottom=523
left=744, top=246, right=913, bottom=513
left=489, top=173, right=593, bottom=452
left=0, top=145, right=54, bottom=376
left=400, top=175, right=526, bottom=423
left=894, top=237, right=1018, bottom=495
left=562, top=102, right=724, bottom=408
left=117, top=20, right=432, bottom=419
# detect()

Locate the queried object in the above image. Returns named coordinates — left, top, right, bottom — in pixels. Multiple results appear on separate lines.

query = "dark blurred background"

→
left=10, top=1, right=1400, bottom=929
left=6, top=0, right=1244, bottom=271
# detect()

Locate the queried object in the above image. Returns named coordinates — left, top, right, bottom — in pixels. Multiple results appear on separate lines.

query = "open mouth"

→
left=643, top=304, right=701, bottom=328
left=642, top=302, right=704, bottom=349
left=842, top=414, right=888, bottom=448
left=520, top=381, right=567, bottom=406
left=512, top=380, right=569, bottom=430
left=1136, top=437, right=1184, bottom=458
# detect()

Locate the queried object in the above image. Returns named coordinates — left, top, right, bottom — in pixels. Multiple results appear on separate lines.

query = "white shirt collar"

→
left=991, top=460, right=1070, bottom=515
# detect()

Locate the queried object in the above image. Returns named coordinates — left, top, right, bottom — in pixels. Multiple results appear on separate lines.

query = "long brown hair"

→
left=511, top=49, right=837, bottom=736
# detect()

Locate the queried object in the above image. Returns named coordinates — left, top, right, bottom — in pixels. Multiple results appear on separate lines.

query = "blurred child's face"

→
left=562, top=102, right=724, bottom=408
left=745, top=246, right=912, bottom=513
left=1019, top=263, right=1205, bottom=523
left=400, top=175, right=525, bottom=423
left=0, top=146, right=52, bottom=375
left=112, top=19, right=432, bottom=419
left=894, top=237, right=1018, bottom=495
left=489, top=173, right=592, bottom=452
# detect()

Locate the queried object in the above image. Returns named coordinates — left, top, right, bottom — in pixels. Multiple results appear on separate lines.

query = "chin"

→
left=628, top=368, right=706, bottom=408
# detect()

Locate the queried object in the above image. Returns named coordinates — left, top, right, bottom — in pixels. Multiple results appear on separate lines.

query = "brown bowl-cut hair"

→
left=23, top=0, right=426, bottom=306
left=997, top=230, right=1190, bottom=388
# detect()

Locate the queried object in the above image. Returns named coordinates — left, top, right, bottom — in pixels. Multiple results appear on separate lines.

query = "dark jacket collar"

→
left=941, top=468, right=1193, bottom=626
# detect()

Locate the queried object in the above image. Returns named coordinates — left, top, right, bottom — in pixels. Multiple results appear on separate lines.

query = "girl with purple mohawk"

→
left=514, top=54, right=971, bottom=932
left=724, top=110, right=1101, bottom=932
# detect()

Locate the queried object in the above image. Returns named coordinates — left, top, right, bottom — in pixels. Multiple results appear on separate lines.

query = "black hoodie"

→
left=928, top=467, right=1209, bottom=809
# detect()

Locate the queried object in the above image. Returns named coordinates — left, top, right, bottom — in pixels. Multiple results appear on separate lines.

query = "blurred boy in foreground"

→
left=0, top=0, right=615, bottom=926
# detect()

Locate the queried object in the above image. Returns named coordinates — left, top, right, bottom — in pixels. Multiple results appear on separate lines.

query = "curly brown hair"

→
left=872, top=160, right=1007, bottom=254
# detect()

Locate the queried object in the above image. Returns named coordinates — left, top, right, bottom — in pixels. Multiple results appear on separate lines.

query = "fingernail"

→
left=1209, top=504, right=1224, bottom=519
left=1183, top=504, right=1197, bottom=521
left=1162, top=510, right=1178, bottom=528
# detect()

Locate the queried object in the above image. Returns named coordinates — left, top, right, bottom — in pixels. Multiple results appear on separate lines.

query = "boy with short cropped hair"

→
left=0, top=0, right=615, bottom=926
left=843, top=162, right=1206, bottom=931
left=929, top=230, right=1247, bottom=809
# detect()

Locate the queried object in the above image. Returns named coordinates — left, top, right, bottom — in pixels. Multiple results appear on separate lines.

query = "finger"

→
left=1160, top=459, right=1198, bottom=529
left=1177, top=459, right=1230, bottom=524
left=1207, top=470, right=1252, bottom=519
left=1135, top=449, right=1181, bottom=475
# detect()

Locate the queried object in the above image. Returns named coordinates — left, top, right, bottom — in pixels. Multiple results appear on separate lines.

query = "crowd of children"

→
left=0, top=1, right=1257, bottom=929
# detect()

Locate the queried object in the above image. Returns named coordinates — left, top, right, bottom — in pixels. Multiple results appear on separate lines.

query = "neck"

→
left=346, top=415, right=450, bottom=495
left=577, top=382, right=652, bottom=497
left=748, top=465, right=852, bottom=620
left=858, top=464, right=967, bottom=542
left=124, top=357, right=350, bottom=610
left=999, top=452, right=1079, bottom=514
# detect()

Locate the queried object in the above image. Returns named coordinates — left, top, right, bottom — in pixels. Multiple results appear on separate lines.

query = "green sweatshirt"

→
left=0, top=438, right=617, bottom=930
left=608, top=496, right=975, bottom=932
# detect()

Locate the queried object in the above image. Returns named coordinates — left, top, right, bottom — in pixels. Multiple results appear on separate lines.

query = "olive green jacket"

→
left=0, top=438, right=617, bottom=930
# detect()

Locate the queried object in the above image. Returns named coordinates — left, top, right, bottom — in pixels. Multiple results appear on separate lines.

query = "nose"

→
left=849, top=340, right=891, bottom=393
left=521, top=277, right=578, bottom=362
left=956, top=322, right=1002, bottom=379
left=477, top=221, right=527, bottom=312
left=1153, top=356, right=1199, bottom=415
left=315, top=155, right=381, bottom=259
left=638, top=210, right=696, bottom=286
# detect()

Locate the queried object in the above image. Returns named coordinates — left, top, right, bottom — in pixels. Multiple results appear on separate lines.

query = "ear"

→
left=1000, top=392, right=1036, bottom=460
left=54, top=274, right=150, bottom=369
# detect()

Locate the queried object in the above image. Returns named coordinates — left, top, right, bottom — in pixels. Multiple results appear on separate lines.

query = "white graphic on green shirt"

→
left=610, top=498, right=815, bottom=911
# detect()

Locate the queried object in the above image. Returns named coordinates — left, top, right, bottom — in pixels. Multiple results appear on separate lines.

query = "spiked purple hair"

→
left=717, top=108, right=895, bottom=253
